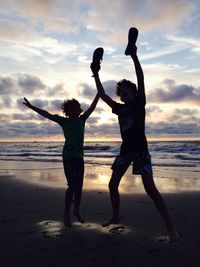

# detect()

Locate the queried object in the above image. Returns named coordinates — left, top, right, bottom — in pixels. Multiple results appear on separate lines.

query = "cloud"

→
left=0, top=18, right=39, bottom=43
left=79, top=101, right=104, bottom=115
left=145, top=106, right=200, bottom=135
left=146, top=105, right=163, bottom=114
left=0, top=0, right=80, bottom=35
left=0, top=120, right=62, bottom=139
left=28, top=99, right=49, bottom=109
left=0, top=114, right=11, bottom=122
left=102, top=80, right=118, bottom=99
left=146, top=121, right=200, bottom=135
left=95, top=106, right=105, bottom=113
left=167, top=35, right=200, bottom=55
left=86, top=116, right=101, bottom=124
left=90, top=121, right=120, bottom=136
left=12, top=113, right=41, bottom=121
left=0, top=0, right=199, bottom=143
left=78, top=83, right=96, bottom=99
left=0, top=74, right=61, bottom=111
left=0, top=18, right=77, bottom=64
left=0, top=76, right=16, bottom=95
left=49, top=100, right=63, bottom=110
left=18, top=74, right=46, bottom=92
left=0, top=73, right=108, bottom=112
left=140, top=43, right=189, bottom=61
left=1, top=106, right=199, bottom=139
left=1, top=96, right=13, bottom=108
left=146, top=105, right=163, bottom=121
left=0, top=0, right=195, bottom=49
left=0, top=74, right=48, bottom=99
left=86, top=0, right=194, bottom=45
left=16, top=98, right=49, bottom=111
left=47, top=83, right=67, bottom=97
left=164, top=108, right=200, bottom=124
left=138, top=0, right=194, bottom=29
left=43, top=18, right=79, bottom=34
left=19, top=0, right=58, bottom=18
left=78, top=80, right=118, bottom=101
left=148, top=79, right=200, bottom=103
left=0, top=121, right=38, bottom=139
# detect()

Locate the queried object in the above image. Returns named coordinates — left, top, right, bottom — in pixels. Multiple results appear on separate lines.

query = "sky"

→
left=0, top=0, right=200, bottom=141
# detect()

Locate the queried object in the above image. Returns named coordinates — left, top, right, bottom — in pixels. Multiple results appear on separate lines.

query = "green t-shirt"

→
left=55, top=114, right=87, bottom=158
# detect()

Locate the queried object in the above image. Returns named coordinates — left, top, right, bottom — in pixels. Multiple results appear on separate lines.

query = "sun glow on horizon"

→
left=1, top=134, right=200, bottom=143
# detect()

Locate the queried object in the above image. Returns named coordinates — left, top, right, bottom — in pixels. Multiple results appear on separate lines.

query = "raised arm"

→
left=130, top=48, right=146, bottom=104
left=23, top=98, right=58, bottom=122
left=83, top=93, right=99, bottom=118
left=90, top=64, right=115, bottom=108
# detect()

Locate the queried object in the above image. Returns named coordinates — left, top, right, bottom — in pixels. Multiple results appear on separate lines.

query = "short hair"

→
left=116, top=79, right=137, bottom=96
left=60, top=98, right=80, bottom=116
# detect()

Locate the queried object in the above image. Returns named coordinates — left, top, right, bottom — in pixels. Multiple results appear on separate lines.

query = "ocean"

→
left=0, top=140, right=200, bottom=192
left=0, top=140, right=199, bottom=176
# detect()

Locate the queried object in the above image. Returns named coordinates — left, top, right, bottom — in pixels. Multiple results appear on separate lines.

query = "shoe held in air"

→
left=92, top=47, right=104, bottom=65
left=125, top=27, right=138, bottom=55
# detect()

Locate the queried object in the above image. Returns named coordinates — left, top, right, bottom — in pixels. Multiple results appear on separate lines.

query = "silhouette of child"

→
left=90, top=29, right=180, bottom=241
left=23, top=94, right=99, bottom=227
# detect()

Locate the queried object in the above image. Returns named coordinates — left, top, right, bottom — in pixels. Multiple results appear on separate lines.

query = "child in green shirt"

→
left=23, top=95, right=99, bottom=227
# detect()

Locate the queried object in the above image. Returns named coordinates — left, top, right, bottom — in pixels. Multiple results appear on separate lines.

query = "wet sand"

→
left=1, top=163, right=200, bottom=267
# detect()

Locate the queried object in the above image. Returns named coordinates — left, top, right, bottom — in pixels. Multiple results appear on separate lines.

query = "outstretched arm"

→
left=23, top=98, right=58, bottom=122
left=90, top=64, right=115, bottom=108
left=130, top=48, right=146, bottom=104
left=84, top=93, right=99, bottom=118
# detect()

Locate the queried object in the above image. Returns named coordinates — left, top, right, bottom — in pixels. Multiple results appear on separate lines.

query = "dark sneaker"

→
left=125, top=27, right=138, bottom=55
left=92, top=47, right=104, bottom=64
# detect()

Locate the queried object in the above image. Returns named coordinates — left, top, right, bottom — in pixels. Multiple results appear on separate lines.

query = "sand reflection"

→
left=37, top=220, right=132, bottom=236
left=73, top=222, right=132, bottom=235
left=84, top=166, right=200, bottom=194
left=120, top=176, right=200, bottom=194
left=3, top=161, right=200, bottom=193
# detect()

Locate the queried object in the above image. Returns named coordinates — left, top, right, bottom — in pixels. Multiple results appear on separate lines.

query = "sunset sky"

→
left=0, top=0, right=200, bottom=141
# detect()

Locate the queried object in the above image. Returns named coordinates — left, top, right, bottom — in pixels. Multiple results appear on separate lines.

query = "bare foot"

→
left=156, top=229, right=180, bottom=243
left=73, top=212, right=85, bottom=223
left=64, top=216, right=72, bottom=227
left=169, top=229, right=180, bottom=242
left=102, top=217, right=120, bottom=227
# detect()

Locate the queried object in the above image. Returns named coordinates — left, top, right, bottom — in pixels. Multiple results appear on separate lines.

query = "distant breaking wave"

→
left=0, top=141, right=200, bottom=170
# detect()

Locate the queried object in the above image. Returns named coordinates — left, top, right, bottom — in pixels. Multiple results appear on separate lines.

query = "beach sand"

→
left=1, top=163, right=200, bottom=267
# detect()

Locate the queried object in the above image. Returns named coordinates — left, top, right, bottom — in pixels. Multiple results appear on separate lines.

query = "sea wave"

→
left=0, top=141, right=200, bottom=172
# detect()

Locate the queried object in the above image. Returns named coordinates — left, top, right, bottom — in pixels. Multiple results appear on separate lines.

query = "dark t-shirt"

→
left=112, top=96, right=148, bottom=155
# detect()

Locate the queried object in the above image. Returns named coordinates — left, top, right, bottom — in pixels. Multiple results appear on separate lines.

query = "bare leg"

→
left=73, top=184, right=85, bottom=223
left=64, top=186, right=74, bottom=227
left=141, top=172, right=180, bottom=241
left=102, top=169, right=126, bottom=227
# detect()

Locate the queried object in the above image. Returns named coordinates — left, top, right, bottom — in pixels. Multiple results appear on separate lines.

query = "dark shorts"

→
left=111, top=152, right=152, bottom=175
left=63, top=157, right=84, bottom=186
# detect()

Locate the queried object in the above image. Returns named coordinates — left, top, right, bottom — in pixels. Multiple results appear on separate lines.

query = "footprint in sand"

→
left=155, top=235, right=170, bottom=243
left=109, top=225, right=125, bottom=234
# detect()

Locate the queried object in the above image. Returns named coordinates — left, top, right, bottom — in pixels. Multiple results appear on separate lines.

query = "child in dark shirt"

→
left=90, top=29, right=179, bottom=241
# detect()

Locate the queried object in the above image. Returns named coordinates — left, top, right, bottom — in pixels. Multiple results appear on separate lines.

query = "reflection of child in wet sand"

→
left=23, top=94, right=99, bottom=227
left=91, top=28, right=180, bottom=241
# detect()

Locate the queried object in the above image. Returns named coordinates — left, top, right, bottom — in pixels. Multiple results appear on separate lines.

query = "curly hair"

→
left=60, top=98, right=80, bottom=116
left=116, top=79, right=137, bottom=96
